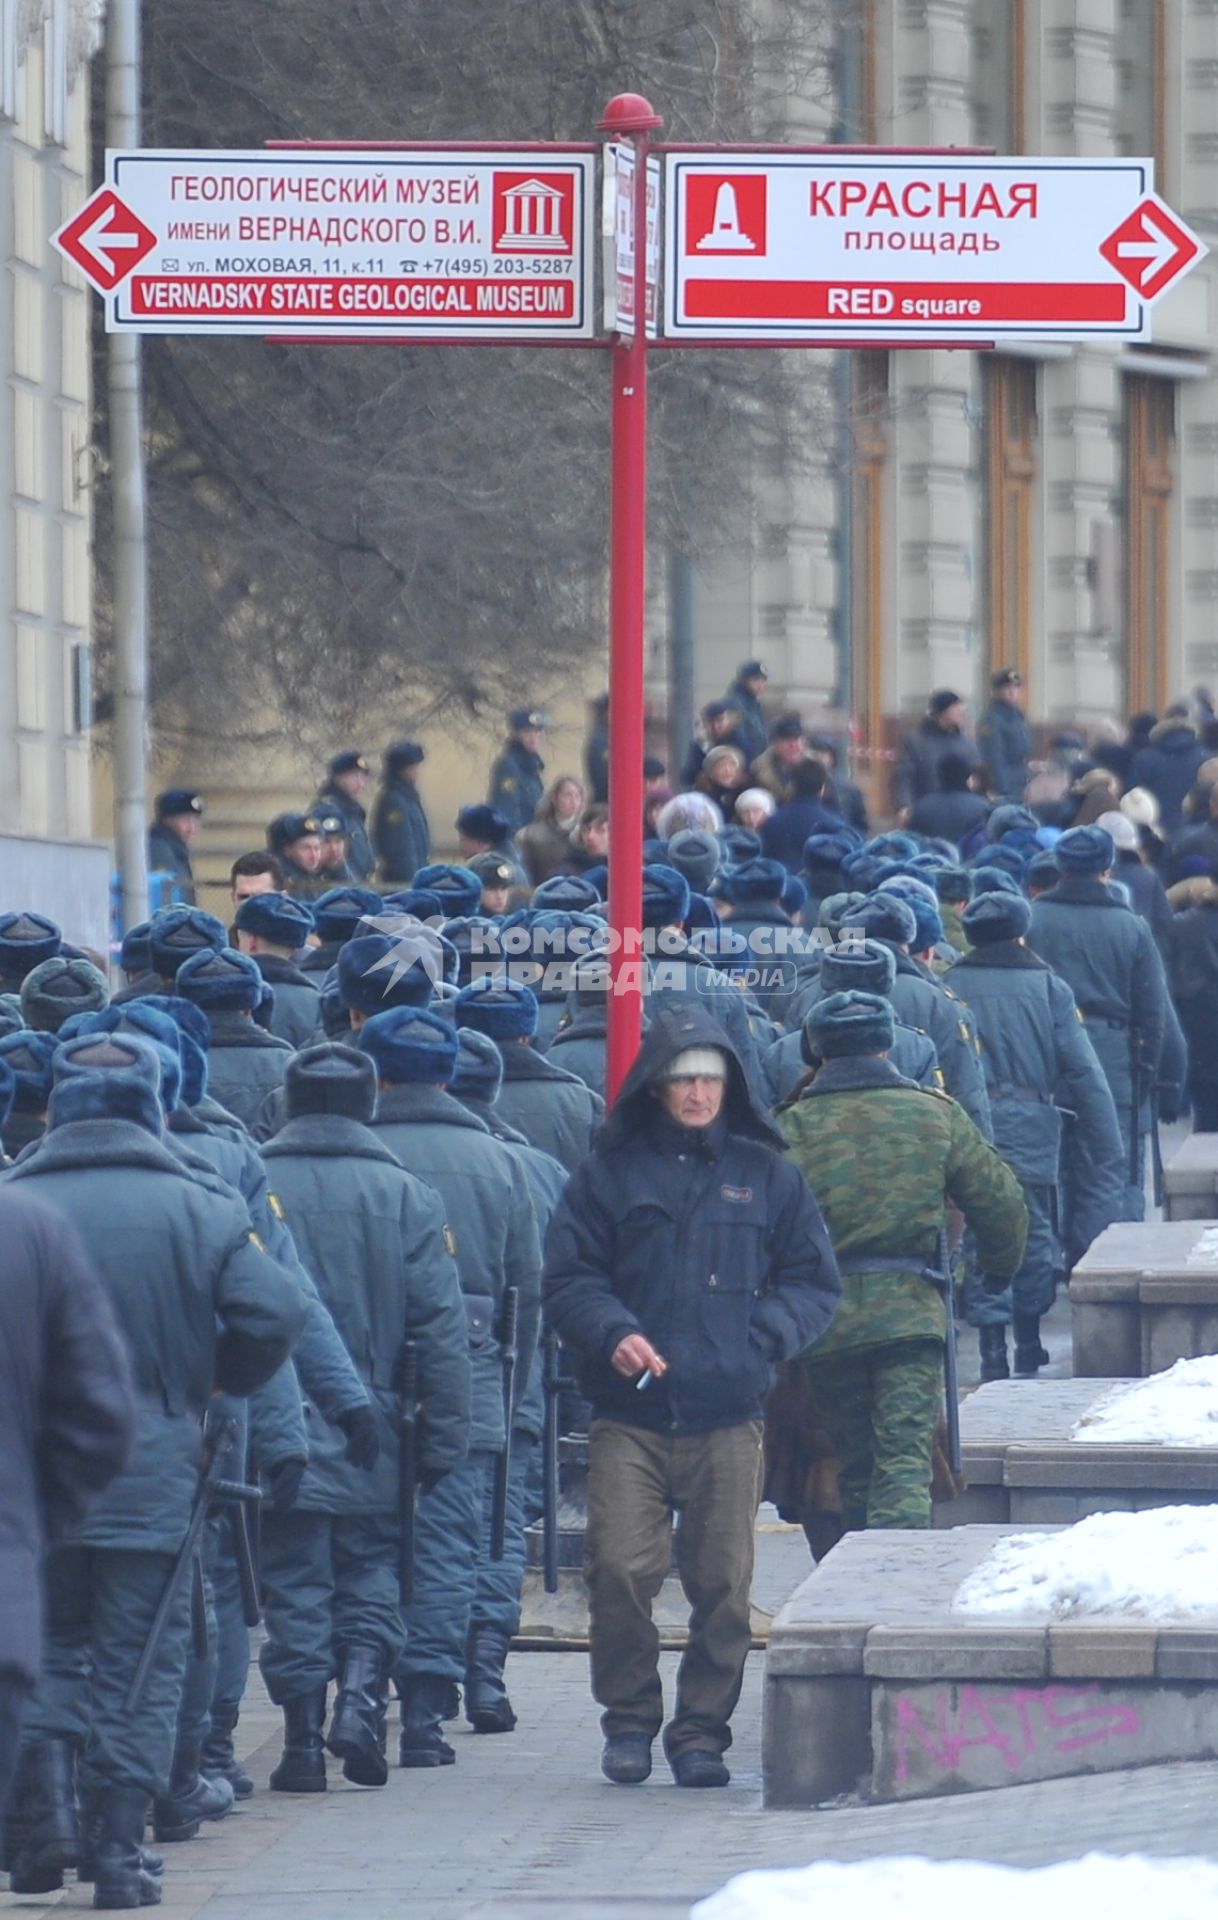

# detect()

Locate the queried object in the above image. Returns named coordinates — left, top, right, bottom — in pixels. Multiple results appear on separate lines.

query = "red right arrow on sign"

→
left=1099, top=193, right=1204, bottom=303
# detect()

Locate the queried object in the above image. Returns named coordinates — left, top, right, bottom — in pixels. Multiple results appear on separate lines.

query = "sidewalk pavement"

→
left=6, top=1629, right=1217, bottom=1920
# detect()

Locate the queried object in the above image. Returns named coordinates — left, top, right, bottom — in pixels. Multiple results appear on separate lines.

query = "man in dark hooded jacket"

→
left=544, top=1009, right=839, bottom=1791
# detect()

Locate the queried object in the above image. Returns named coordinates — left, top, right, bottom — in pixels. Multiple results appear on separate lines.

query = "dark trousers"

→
left=21, top=1545, right=191, bottom=1799
left=396, top=1452, right=493, bottom=1687
left=259, top=1510, right=402, bottom=1702
left=0, top=1667, right=32, bottom=1828
left=585, top=1419, right=763, bottom=1761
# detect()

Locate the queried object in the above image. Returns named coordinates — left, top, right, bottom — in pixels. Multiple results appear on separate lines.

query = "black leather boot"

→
left=76, top=1793, right=162, bottom=1888
left=151, top=1737, right=232, bottom=1842
left=268, top=1691, right=327, bottom=1793
left=1013, top=1312, right=1051, bottom=1376
left=978, top=1324, right=1010, bottom=1382
left=398, top=1676, right=456, bottom=1768
left=200, top=1702, right=253, bottom=1801
left=327, top=1646, right=389, bottom=1787
left=4, top=1739, right=79, bottom=1893
left=464, top=1627, right=517, bottom=1734
left=91, top=1787, right=161, bottom=1910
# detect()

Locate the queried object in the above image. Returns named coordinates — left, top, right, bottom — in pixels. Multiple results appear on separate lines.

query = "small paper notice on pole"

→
left=603, top=141, right=660, bottom=339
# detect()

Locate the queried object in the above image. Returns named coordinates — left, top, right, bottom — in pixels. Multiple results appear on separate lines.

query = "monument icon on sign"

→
left=697, top=182, right=755, bottom=251
left=497, top=178, right=568, bottom=251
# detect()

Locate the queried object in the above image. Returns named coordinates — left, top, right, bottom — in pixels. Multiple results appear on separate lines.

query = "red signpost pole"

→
left=599, top=93, right=662, bottom=1105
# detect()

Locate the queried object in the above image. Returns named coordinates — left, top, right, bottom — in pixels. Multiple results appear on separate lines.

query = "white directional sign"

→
left=603, top=142, right=660, bottom=338
left=664, top=156, right=1206, bottom=341
left=53, top=148, right=596, bottom=339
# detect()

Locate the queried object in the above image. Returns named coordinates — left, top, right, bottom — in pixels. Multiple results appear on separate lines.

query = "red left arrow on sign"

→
left=53, top=187, right=158, bottom=293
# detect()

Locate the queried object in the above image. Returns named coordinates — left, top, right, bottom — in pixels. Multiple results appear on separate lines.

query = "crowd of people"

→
left=4, top=660, right=1218, bottom=1902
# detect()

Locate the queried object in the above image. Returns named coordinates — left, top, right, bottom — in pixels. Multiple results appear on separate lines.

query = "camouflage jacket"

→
left=778, top=1057, right=1027, bottom=1357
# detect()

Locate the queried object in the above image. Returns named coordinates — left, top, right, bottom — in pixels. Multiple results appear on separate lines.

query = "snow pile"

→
left=951, top=1507, right=1218, bottom=1620
left=1185, top=1227, right=1218, bottom=1265
left=692, top=1855, right=1218, bottom=1920
left=1072, top=1357, right=1218, bottom=1447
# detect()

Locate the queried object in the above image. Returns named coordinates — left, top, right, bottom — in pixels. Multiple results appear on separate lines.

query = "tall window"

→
left=850, top=352, right=889, bottom=756
left=973, top=0, right=1027, bottom=151
left=1125, top=374, right=1176, bottom=714
left=983, top=358, right=1038, bottom=685
left=1116, top=0, right=1167, bottom=187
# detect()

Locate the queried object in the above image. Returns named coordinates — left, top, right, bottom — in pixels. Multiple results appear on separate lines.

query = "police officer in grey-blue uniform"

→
left=312, top=752, right=376, bottom=884
left=488, top=709, right=547, bottom=836
left=147, top=791, right=204, bottom=907
left=951, top=890, right=1125, bottom=1379
left=233, top=893, right=320, bottom=1050
left=448, top=1027, right=565, bottom=1733
left=0, top=910, right=63, bottom=995
left=3, top=1034, right=305, bottom=1911
left=357, top=1006, right=541, bottom=1769
left=0, top=1029, right=57, bottom=1157
left=141, top=905, right=227, bottom=994
left=764, top=939, right=939, bottom=1107
left=300, top=886, right=381, bottom=979
left=455, top=977, right=604, bottom=1173
left=1028, top=825, right=1169, bottom=1221
left=546, top=956, right=612, bottom=1099
left=176, top=948, right=294, bottom=1135
left=260, top=1045, right=471, bottom=1792
left=372, top=740, right=430, bottom=886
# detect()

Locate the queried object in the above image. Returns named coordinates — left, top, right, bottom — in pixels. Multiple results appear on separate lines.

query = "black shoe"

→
left=671, top=1748, right=730, bottom=1789
left=5, top=1739, right=79, bottom=1893
left=464, top=1627, right=517, bottom=1735
left=1012, top=1313, right=1051, bottom=1376
left=151, top=1738, right=232, bottom=1842
left=269, top=1691, right=328, bottom=1794
left=91, top=1787, right=161, bottom=1910
left=978, top=1324, right=1010, bottom=1382
left=200, top=1702, right=254, bottom=1801
left=600, top=1734, right=652, bottom=1785
left=327, top=1646, right=389, bottom=1788
left=398, top=1676, right=457, bottom=1768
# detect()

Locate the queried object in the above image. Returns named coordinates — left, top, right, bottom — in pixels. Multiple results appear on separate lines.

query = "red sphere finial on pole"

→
left=598, top=93, right=663, bottom=136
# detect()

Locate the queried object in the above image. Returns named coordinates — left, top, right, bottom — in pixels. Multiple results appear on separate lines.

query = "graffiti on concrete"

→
left=892, top=1683, right=1142, bottom=1784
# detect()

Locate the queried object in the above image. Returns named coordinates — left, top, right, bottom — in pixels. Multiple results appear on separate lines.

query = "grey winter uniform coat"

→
left=369, top=1084, right=542, bottom=1451
left=948, top=942, right=1124, bottom=1316
left=202, top=1011, right=294, bottom=1135
left=2, top=1118, right=306, bottom=1551
left=493, top=1042, right=604, bottom=1172
left=0, top=1189, right=135, bottom=1683
left=977, top=699, right=1032, bottom=802
left=546, top=1009, right=608, bottom=1099
left=1029, top=876, right=1170, bottom=1219
left=252, top=954, right=321, bottom=1050
left=262, top=1114, right=471, bottom=1504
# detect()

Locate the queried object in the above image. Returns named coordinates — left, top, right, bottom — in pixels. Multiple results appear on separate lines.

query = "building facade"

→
left=664, top=0, right=1218, bottom=812
left=0, top=0, right=108, bottom=943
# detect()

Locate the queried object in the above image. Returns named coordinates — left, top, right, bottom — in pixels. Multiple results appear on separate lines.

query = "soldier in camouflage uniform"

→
left=779, top=990, right=1027, bottom=1531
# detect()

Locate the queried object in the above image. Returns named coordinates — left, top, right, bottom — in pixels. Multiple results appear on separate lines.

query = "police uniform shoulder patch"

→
left=268, top=1193, right=286, bottom=1221
left=248, top=1229, right=267, bottom=1252
left=443, top=1225, right=458, bottom=1257
left=386, top=808, right=402, bottom=826
left=501, top=777, right=517, bottom=792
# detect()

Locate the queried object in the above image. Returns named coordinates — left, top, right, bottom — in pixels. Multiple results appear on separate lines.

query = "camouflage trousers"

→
left=802, top=1339, right=943, bottom=1532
